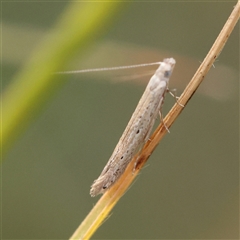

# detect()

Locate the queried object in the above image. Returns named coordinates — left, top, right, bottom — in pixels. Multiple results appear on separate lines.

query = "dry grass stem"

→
left=70, top=2, right=240, bottom=239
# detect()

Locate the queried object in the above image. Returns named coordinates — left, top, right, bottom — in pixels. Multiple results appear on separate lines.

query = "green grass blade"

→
left=1, top=2, right=127, bottom=158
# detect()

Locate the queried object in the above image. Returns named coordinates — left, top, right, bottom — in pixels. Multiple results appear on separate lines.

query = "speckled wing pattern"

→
left=90, top=58, right=176, bottom=197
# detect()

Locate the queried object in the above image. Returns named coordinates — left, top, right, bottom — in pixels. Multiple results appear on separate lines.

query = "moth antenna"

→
left=55, top=61, right=162, bottom=74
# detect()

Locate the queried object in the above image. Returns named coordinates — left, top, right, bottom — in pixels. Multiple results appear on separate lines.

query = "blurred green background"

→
left=2, top=1, right=239, bottom=239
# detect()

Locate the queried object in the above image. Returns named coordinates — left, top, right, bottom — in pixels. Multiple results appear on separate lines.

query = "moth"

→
left=90, top=58, right=176, bottom=197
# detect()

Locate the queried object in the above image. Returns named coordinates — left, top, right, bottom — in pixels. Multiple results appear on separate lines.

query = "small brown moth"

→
left=90, top=58, right=176, bottom=197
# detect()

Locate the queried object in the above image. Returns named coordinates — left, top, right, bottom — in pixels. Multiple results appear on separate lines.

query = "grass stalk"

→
left=70, top=2, right=240, bottom=239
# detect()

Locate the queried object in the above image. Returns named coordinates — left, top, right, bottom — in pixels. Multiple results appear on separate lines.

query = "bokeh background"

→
left=2, top=1, right=239, bottom=239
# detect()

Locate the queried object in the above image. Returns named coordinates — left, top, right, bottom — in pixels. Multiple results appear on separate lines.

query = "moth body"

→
left=90, top=58, right=176, bottom=197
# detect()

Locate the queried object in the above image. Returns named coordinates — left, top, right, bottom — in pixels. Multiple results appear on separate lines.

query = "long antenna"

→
left=56, top=61, right=162, bottom=74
